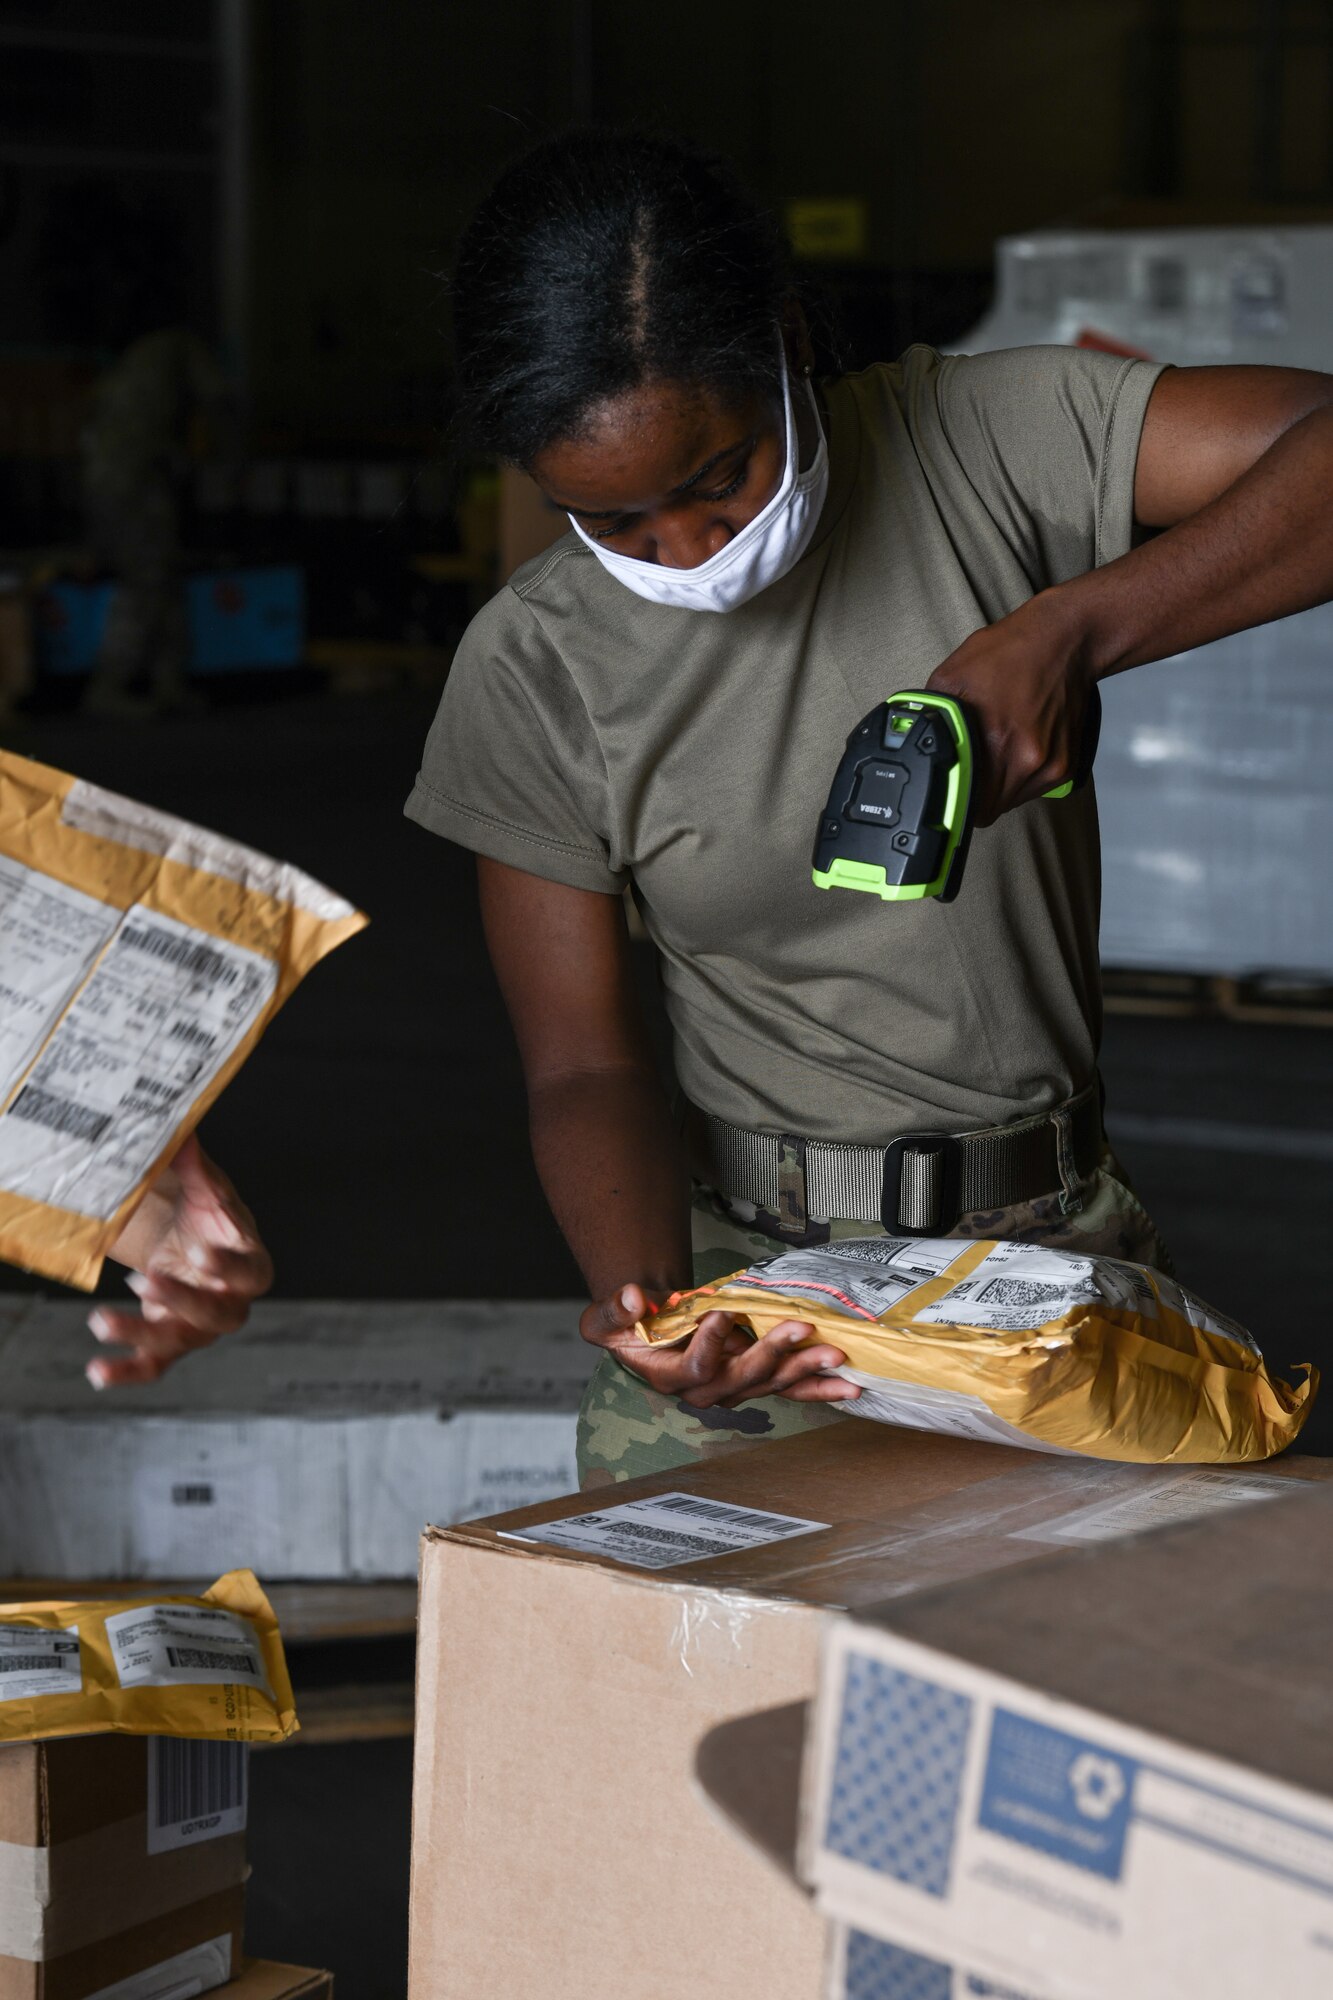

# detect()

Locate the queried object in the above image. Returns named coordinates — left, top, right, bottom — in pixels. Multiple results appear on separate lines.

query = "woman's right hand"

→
left=580, top=1283, right=862, bottom=1410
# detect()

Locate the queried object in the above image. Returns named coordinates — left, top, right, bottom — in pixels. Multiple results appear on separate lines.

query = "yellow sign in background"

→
left=785, top=198, right=868, bottom=260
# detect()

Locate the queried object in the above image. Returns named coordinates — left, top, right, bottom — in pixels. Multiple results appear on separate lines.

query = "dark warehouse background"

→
left=1, top=4, right=1332, bottom=1996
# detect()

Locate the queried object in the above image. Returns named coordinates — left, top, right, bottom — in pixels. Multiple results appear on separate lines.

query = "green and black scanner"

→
left=811, top=685, right=1101, bottom=904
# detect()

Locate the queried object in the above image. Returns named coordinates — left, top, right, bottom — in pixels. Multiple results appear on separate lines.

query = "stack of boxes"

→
left=405, top=1422, right=1332, bottom=1999
left=0, top=1732, right=328, bottom=2000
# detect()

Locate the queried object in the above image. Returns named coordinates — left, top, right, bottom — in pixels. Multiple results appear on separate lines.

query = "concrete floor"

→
left=3, top=684, right=1329, bottom=1995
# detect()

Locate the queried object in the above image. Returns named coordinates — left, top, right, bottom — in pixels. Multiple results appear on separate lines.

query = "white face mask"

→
left=567, top=365, right=829, bottom=614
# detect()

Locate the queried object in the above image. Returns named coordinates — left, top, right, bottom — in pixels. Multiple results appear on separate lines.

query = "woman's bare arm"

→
left=477, top=857, right=857, bottom=1406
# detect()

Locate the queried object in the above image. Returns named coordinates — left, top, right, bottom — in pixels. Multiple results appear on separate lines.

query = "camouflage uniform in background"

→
left=81, top=329, right=225, bottom=714
left=576, top=1152, right=1173, bottom=1489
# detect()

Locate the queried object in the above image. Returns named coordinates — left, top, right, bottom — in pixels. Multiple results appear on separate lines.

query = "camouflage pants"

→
left=576, top=1152, right=1172, bottom=1490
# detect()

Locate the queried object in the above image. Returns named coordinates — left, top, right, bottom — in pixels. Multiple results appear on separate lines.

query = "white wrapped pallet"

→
left=0, top=1297, right=586, bottom=1580
left=952, top=225, right=1333, bottom=978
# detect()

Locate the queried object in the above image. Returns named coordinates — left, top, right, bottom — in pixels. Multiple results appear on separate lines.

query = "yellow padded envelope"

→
left=639, top=1236, right=1315, bottom=1463
left=0, top=1569, right=297, bottom=1743
left=0, top=751, right=365, bottom=1289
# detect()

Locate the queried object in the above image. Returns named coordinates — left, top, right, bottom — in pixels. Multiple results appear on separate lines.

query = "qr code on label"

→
left=818, top=1239, right=915, bottom=1264
left=977, top=1278, right=1067, bottom=1308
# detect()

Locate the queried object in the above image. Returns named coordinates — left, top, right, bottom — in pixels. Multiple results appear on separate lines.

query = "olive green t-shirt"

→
left=406, top=343, right=1165, bottom=1145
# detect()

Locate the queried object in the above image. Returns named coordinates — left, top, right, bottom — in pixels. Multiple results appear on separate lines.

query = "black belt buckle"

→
left=881, top=1131, right=962, bottom=1236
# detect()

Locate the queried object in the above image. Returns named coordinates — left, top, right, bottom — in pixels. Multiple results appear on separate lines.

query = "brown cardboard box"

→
left=407, top=1423, right=1331, bottom=2000
left=10, top=1892, right=246, bottom=2000
left=801, top=1479, right=1333, bottom=1998
left=228, top=1965, right=333, bottom=2000
left=0, top=1736, right=247, bottom=1999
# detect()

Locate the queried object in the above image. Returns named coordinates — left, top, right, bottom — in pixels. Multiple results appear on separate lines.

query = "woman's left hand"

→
left=925, top=590, right=1094, bottom=825
left=89, top=1134, right=273, bottom=1388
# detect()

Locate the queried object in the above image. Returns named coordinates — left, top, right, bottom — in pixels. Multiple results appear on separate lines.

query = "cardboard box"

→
left=802, top=1480, right=1333, bottom=1998
left=227, top=1965, right=332, bottom=2000
left=0, top=1297, right=585, bottom=1579
left=408, top=1421, right=1329, bottom=2000
left=695, top=1703, right=1063, bottom=1999
left=696, top=1705, right=1063, bottom=1998
left=0, top=1734, right=247, bottom=1999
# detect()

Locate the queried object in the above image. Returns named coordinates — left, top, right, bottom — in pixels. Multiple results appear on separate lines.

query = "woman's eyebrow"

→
left=560, top=435, right=756, bottom=520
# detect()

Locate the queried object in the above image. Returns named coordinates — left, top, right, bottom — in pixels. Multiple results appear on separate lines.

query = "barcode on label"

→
left=592, top=1523, right=730, bottom=1556
left=165, top=1646, right=260, bottom=1675
left=8, top=1085, right=112, bottom=1142
left=154, top=1739, right=246, bottom=1826
left=653, top=1495, right=817, bottom=1536
left=0, top=1624, right=82, bottom=1700
left=976, top=1277, right=1067, bottom=1307
left=131, top=1074, right=185, bottom=1104
left=169, top=1020, right=217, bottom=1051
left=120, top=925, right=239, bottom=989
left=504, top=1490, right=830, bottom=1570
left=147, top=1739, right=248, bottom=1851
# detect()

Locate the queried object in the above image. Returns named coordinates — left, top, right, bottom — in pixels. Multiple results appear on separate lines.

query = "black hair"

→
left=450, top=130, right=794, bottom=463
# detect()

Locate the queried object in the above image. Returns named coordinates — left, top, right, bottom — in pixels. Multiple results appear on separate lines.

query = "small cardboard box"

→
left=408, top=1422, right=1329, bottom=2000
left=0, top=1734, right=247, bottom=2000
left=802, top=1480, right=1333, bottom=1999
left=227, top=1966, right=332, bottom=2000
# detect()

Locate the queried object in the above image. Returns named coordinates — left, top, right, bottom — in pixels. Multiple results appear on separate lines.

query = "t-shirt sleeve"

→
left=404, top=587, right=627, bottom=894
left=917, top=343, right=1168, bottom=585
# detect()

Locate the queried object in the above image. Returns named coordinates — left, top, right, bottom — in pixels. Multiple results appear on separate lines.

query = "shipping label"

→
left=147, top=1736, right=249, bottom=1852
left=913, top=1243, right=1103, bottom=1332
left=737, top=1238, right=968, bottom=1321
left=503, top=1490, right=829, bottom=1571
left=0, top=905, right=276, bottom=1220
left=0, top=1622, right=81, bottom=1701
left=105, top=1603, right=271, bottom=1693
left=1010, top=1468, right=1295, bottom=1546
left=0, top=856, right=121, bottom=1103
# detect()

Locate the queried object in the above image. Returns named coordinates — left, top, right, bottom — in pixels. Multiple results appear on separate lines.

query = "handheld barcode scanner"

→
left=811, top=685, right=1101, bottom=904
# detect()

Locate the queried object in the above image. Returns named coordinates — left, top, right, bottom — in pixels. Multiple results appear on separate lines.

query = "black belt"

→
left=684, top=1082, right=1102, bottom=1239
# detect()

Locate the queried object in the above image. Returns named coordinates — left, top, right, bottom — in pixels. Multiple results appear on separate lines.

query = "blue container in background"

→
left=37, top=581, right=113, bottom=675
left=188, top=566, right=304, bottom=672
left=37, top=567, right=305, bottom=676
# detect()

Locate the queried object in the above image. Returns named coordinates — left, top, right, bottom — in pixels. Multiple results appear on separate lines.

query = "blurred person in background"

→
left=23, top=189, right=268, bottom=1369
left=34, top=181, right=227, bottom=716
left=80, top=322, right=225, bottom=717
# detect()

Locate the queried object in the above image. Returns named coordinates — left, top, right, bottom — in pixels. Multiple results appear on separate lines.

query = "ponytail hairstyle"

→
left=450, top=130, right=794, bottom=464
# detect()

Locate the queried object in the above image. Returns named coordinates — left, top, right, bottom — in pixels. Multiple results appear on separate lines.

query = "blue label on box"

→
left=977, top=1708, right=1137, bottom=1881
left=825, top=1654, right=973, bottom=1899
left=844, top=1931, right=953, bottom=2000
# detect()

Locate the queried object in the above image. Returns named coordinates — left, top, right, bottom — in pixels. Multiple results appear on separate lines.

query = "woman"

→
left=407, top=131, right=1333, bottom=1488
